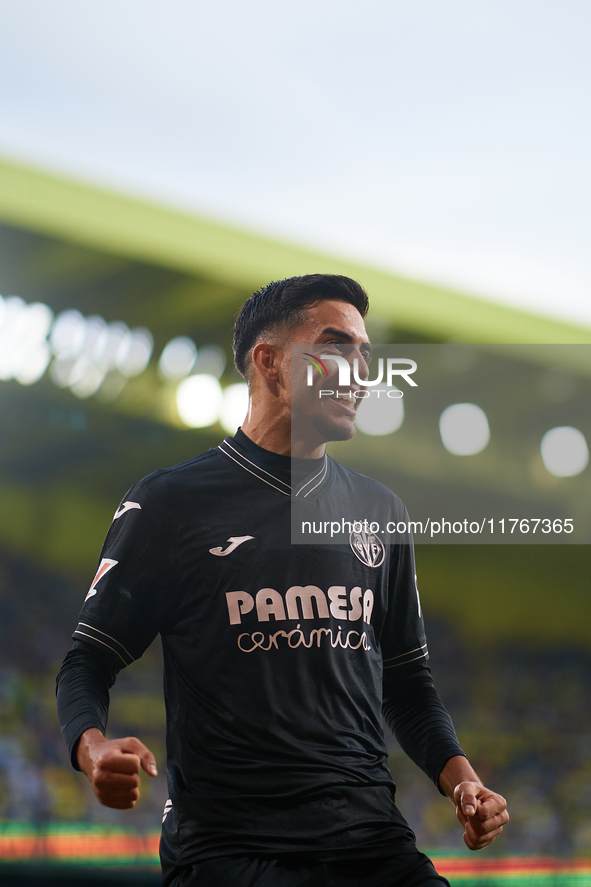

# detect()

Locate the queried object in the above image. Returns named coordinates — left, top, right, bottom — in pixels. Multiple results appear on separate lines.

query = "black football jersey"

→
left=73, top=429, right=428, bottom=863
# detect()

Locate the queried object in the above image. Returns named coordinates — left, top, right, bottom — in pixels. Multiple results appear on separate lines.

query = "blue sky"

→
left=1, top=0, right=590, bottom=326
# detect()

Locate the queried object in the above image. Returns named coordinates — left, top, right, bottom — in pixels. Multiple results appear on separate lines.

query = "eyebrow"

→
left=321, top=327, right=372, bottom=353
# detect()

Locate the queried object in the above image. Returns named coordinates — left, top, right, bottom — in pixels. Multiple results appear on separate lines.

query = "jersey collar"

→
left=217, top=429, right=329, bottom=498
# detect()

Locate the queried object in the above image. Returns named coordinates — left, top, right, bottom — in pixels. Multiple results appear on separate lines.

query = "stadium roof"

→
left=2, top=156, right=590, bottom=346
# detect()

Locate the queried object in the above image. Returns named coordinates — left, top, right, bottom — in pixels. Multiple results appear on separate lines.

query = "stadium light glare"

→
left=15, top=342, right=52, bottom=386
left=0, top=297, right=27, bottom=379
left=50, top=310, right=87, bottom=357
left=0, top=342, right=19, bottom=381
left=0, top=295, right=26, bottom=336
left=97, top=370, right=128, bottom=402
left=355, top=388, right=404, bottom=436
left=193, top=344, right=226, bottom=378
left=159, top=337, right=197, bottom=380
left=0, top=300, right=54, bottom=382
left=23, top=302, right=54, bottom=344
left=117, top=328, right=154, bottom=377
left=50, top=355, right=77, bottom=388
left=104, top=322, right=131, bottom=370
left=82, top=315, right=109, bottom=364
left=439, top=403, right=490, bottom=456
left=69, top=357, right=106, bottom=399
left=176, top=374, right=223, bottom=427
left=540, top=426, right=589, bottom=477
left=219, top=383, right=249, bottom=433
left=0, top=293, right=229, bottom=414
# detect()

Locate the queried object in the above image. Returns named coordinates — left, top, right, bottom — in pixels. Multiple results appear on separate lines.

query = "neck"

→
left=240, top=416, right=326, bottom=459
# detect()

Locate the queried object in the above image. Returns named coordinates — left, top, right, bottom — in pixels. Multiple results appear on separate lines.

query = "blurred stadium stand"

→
left=0, top=156, right=590, bottom=881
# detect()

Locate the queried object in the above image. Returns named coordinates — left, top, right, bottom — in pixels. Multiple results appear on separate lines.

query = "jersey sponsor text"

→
left=226, top=584, right=374, bottom=625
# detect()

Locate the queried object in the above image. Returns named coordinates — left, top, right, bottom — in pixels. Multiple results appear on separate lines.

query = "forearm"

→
left=382, top=661, right=465, bottom=791
left=56, top=642, right=158, bottom=808
left=56, top=641, right=119, bottom=769
left=438, top=755, right=481, bottom=799
left=76, top=728, right=108, bottom=773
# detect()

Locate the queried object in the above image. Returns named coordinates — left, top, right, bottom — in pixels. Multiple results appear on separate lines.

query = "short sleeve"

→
left=379, top=506, right=428, bottom=672
left=73, top=479, right=180, bottom=666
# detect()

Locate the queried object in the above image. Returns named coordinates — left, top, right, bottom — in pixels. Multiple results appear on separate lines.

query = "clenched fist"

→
left=453, top=780, right=509, bottom=851
left=439, top=755, right=509, bottom=851
left=76, top=728, right=158, bottom=809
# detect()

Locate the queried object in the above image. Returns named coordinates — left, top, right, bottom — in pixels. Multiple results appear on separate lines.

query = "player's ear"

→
left=251, top=342, right=282, bottom=383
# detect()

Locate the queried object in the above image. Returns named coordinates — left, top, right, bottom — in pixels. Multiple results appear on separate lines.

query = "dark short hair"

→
left=233, top=274, right=369, bottom=378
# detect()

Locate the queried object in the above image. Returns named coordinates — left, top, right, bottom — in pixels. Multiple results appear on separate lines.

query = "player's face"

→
left=287, top=299, right=371, bottom=446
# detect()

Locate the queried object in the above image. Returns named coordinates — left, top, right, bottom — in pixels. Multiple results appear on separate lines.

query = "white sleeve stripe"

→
left=383, top=642, right=428, bottom=664
left=73, top=630, right=131, bottom=667
left=383, top=650, right=429, bottom=669
left=77, top=622, right=134, bottom=661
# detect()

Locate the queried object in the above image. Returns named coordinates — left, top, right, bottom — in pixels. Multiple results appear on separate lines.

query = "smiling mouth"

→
left=330, top=391, right=358, bottom=412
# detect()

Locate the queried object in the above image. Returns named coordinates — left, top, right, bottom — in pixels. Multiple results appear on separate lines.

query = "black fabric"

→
left=382, top=662, right=465, bottom=793
left=56, top=641, right=121, bottom=769
left=56, top=428, right=464, bottom=865
left=161, top=849, right=451, bottom=887
left=56, top=644, right=463, bottom=790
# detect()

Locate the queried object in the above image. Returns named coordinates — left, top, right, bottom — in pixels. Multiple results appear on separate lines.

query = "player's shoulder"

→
left=328, top=457, right=408, bottom=516
left=124, top=445, right=225, bottom=502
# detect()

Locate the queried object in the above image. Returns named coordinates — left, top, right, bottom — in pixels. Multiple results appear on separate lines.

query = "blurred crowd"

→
left=0, top=547, right=167, bottom=832
left=391, top=619, right=591, bottom=856
left=0, top=547, right=590, bottom=856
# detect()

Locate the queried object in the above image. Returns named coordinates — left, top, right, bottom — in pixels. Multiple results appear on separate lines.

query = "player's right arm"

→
left=56, top=477, right=179, bottom=808
left=77, top=727, right=158, bottom=809
left=56, top=639, right=158, bottom=808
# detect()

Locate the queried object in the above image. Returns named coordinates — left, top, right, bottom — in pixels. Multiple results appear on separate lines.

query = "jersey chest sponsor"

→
left=225, top=584, right=375, bottom=654
left=225, top=584, right=374, bottom=626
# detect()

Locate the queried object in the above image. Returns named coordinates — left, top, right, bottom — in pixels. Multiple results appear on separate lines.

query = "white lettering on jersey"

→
left=85, top=558, right=118, bottom=601
left=113, top=501, right=142, bottom=520
left=209, top=536, right=255, bottom=557
left=224, top=584, right=424, bottom=662
left=238, top=624, right=372, bottom=653
left=225, top=585, right=373, bottom=625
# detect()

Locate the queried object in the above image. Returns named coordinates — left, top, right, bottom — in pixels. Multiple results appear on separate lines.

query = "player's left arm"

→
left=381, top=503, right=508, bottom=850
left=383, top=658, right=509, bottom=851
left=438, top=755, right=509, bottom=851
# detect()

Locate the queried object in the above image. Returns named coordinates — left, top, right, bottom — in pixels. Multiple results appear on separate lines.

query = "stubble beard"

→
left=310, top=411, right=357, bottom=445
